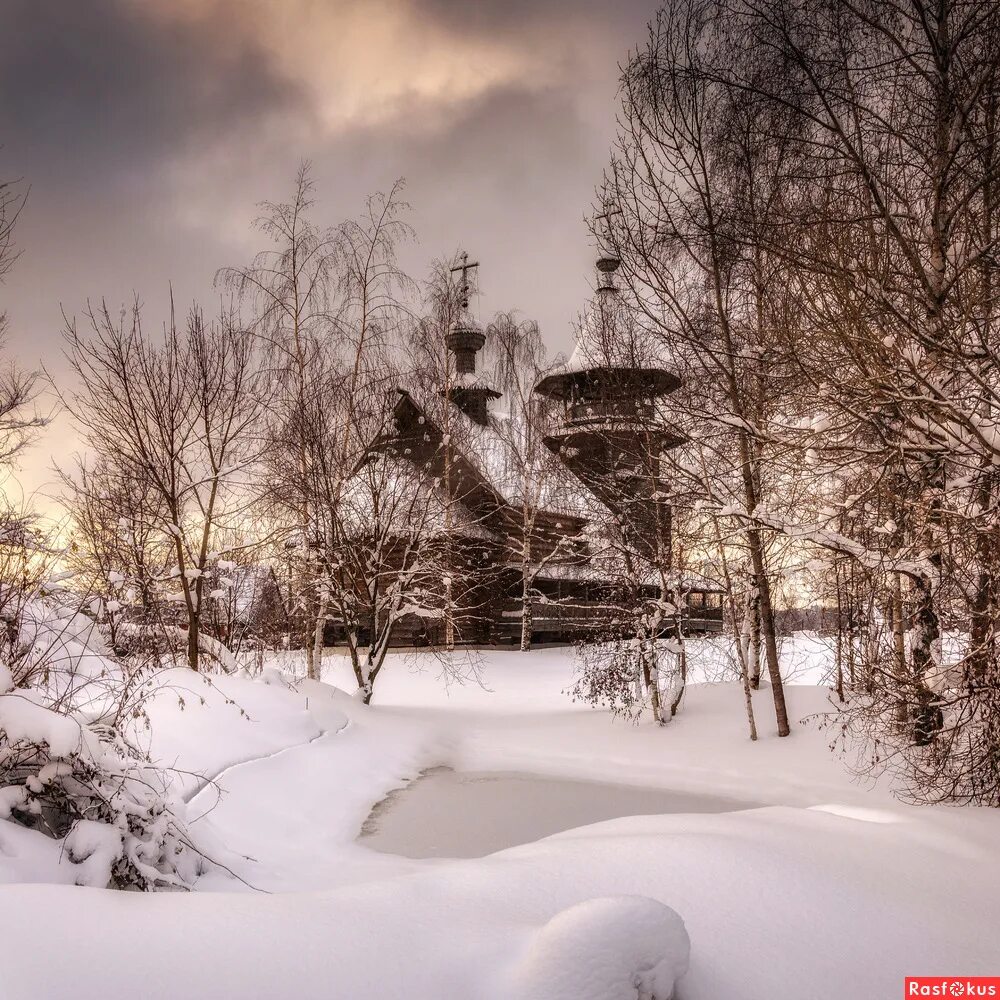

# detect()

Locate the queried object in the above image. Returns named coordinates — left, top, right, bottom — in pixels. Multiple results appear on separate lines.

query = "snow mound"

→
left=509, top=895, right=690, bottom=1000
left=64, top=819, right=124, bottom=888
left=0, top=692, right=88, bottom=757
left=260, top=666, right=293, bottom=688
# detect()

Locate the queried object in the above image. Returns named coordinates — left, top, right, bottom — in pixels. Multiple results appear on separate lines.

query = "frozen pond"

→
left=358, top=767, right=760, bottom=858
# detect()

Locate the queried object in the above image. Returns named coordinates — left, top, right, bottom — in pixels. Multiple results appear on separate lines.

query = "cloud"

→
left=0, top=0, right=302, bottom=185
left=0, top=0, right=658, bottom=507
left=133, top=0, right=650, bottom=132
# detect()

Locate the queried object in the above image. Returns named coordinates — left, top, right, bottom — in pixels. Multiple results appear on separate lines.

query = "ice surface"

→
left=358, top=766, right=760, bottom=858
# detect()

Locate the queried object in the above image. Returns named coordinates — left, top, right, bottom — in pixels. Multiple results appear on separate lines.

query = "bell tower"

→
left=533, top=238, right=683, bottom=560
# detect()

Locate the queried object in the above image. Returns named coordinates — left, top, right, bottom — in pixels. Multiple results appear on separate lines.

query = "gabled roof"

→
left=227, top=565, right=285, bottom=618
left=391, top=386, right=593, bottom=526
left=340, top=449, right=502, bottom=543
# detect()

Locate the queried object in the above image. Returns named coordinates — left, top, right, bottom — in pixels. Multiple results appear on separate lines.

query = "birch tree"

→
left=487, top=313, right=583, bottom=651
left=0, top=175, right=45, bottom=463
left=219, top=169, right=413, bottom=679
left=603, top=0, right=797, bottom=734
left=217, top=166, right=342, bottom=679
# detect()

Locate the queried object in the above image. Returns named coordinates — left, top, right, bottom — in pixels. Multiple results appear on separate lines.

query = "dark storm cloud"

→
left=0, top=0, right=302, bottom=183
left=410, top=0, right=653, bottom=39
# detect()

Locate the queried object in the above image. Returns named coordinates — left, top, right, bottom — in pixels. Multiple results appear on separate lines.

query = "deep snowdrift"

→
left=1, top=643, right=998, bottom=1000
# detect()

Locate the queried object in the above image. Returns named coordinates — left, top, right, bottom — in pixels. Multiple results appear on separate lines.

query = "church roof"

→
left=340, top=449, right=502, bottom=542
left=534, top=288, right=679, bottom=399
left=394, top=385, right=595, bottom=521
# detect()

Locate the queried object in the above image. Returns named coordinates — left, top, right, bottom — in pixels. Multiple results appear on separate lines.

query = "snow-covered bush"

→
left=570, top=641, right=652, bottom=722
left=0, top=681, right=199, bottom=888
left=0, top=582, right=201, bottom=889
left=570, top=638, right=684, bottom=725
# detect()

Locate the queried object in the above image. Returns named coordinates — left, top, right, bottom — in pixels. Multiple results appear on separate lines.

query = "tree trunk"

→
left=520, top=558, right=533, bottom=651
left=747, top=529, right=789, bottom=736
left=643, top=644, right=665, bottom=726
left=739, top=644, right=758, bottom=742
left=891, top=573, right=908, bottom=727
left=187, top=614, right=200, bottom=671
left=910, top=574, right=943, bottom=746
left=360, top=656, right=375, bottom=704
left=834, top=561, right=845, bottom=702
left=308, top=598, right=326, bottom=682
left=968, top=520, right=995, bottom=686
left=444, top=583, right=455, bottom=652
left=304, top=621, right=316, bottom=680
left=748, top=579, right=762, bottom=689
left=669, top=619, right=687, bottom=719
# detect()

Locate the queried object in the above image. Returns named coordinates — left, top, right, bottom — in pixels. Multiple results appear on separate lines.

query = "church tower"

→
left=533, top=245, right=684, bottom=561
left=441, top=252, right=500, bottom=426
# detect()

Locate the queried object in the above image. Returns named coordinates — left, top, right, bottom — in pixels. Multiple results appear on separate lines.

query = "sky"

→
left=0, top=0, right=657, bottom=512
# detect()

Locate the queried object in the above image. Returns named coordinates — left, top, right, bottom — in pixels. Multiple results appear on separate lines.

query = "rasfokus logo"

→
left=905, top=979, right=1000, bottom=997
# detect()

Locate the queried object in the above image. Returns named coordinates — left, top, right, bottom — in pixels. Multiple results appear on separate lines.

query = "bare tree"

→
left=217, top=165, right=342, bottom=679
left=60, top=301, right=269, bottom=670
left=486, top=313, right=585, bottom=651
left=603, top=0, right=797, bottom=735
left=610, top=0, right=1000, bottom=795
left=59, top=456, right=170, bottom=651
left=0, top=176, right=46, bottom=463
left=728, top=0, right=1000, bottom=792
left=219, top=168, right=413, bottom=679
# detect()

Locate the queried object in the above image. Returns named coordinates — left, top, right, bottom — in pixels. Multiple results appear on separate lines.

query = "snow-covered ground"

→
left=2, top=641, right=998, bottom=999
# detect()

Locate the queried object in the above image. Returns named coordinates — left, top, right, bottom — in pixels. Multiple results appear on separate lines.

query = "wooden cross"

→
left=595, top=206, right=622, bottom=238
left=450, top=251, right=480, bottom=310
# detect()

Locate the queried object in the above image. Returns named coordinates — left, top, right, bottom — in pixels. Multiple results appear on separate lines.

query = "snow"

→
left=138, top=667, right=339, bottom=800
left=0, top=820, right=74, bottom=883
left=0, top=785, right=28, bottom=819
left=399, top=384, right=593, bottom=518
left=17, top=601, right=118, bottom=698
left=1, top=640, right=998, bottom=999
left=0, top=692, right=86, bottom=757
left=401, top=384, right=520, bottom=501
left=64, top=819, right=124, bottom=888
left=507, top=896, right=690, bottom=1000
left=562, top=289, right=676, bottom=376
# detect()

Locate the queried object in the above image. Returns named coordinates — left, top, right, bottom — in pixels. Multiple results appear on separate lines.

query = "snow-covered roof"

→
left=561, top=288, right=676, bottom=376
left=397, top=385, right=593, bottom=520
left=533, top=561, right=611, bottom=582
left=340, top=451, right=502, bottom=543
left=452, top=370, right=501, bottom=394
left=533, top=562, right=723, bottom=592
left=227, top=565, right=282, bottom=618
left=639, top=568, right=726, bottom=592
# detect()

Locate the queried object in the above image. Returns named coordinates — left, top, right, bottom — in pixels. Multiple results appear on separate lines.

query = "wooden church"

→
left=348, top=246, right=724, bottom=648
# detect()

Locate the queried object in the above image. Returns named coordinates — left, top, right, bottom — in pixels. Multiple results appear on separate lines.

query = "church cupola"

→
left=447, top=317, right=486, bottom=376
left=442, top=251, right=500, bottom=426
